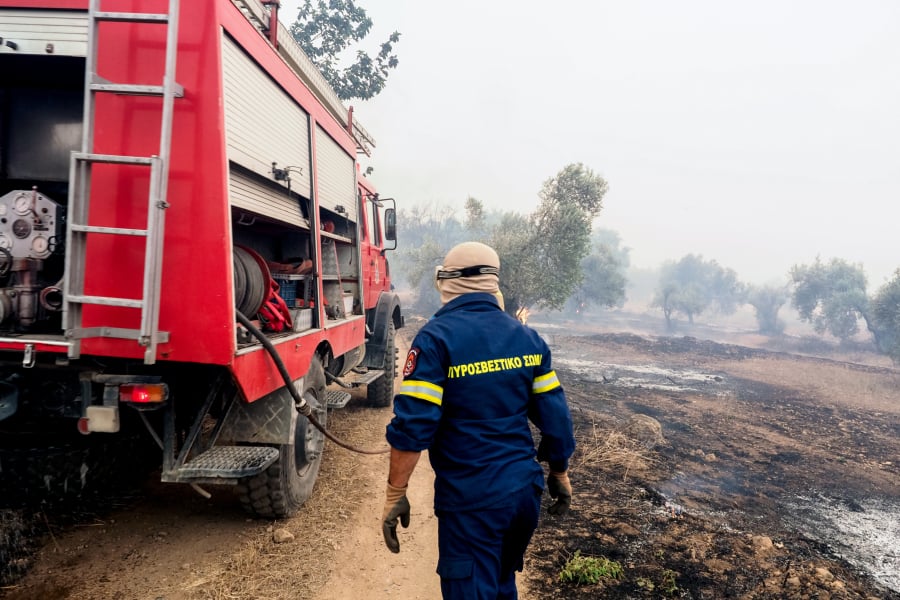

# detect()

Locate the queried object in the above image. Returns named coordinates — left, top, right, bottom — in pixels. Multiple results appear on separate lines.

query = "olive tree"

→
left=746, top=283, right=789, bottom=335
left=652, top=254, right=745, bottom=330
left=494, top=163, right=608, bottom=318
left=567, top=231, right=628, bottom=314
left=290, top=0, right=400, bottom=101
left=393, top=164, right=608, bottom=320
left=868, top=270, right=900, bottom=364
left=789, top=257, right=870, bottom=343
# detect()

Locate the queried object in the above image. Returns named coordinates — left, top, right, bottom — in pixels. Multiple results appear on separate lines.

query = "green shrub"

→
left=558, top=550, right=624, bottom=585
left=661, top=569, right=680, bottom=596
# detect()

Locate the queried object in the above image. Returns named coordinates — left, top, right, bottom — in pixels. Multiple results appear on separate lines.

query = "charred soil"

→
left=525, top=326, right=899, bottom=599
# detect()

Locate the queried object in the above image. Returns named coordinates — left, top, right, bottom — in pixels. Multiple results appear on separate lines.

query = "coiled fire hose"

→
left=235, top=310, right=390, bottom=455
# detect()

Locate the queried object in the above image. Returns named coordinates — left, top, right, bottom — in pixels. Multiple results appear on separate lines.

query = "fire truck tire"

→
left=235, top=355, right=328, bottom=518
left=366, top=320, right=398, bottom=408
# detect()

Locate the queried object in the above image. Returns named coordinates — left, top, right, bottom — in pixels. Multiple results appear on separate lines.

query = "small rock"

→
left=621, top=414, right=665, bottom=448
left=831, top=580, right=845, bottom=590
left=273, top=528, right=294, bottom=543
left=814, top=566, right=834, bottom=582
left=610, top=522, right=640, bottom=537
left=751, top=535, right=774, bottom=552
left=786, top=576, right=801, bottom=587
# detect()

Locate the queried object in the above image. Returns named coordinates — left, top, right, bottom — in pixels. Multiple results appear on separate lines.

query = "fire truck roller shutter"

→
left=315, top=124, right=357, bottom=223
left=222, top=35, right=312, bottom=226
left=0, top=9, right=88, bottom=57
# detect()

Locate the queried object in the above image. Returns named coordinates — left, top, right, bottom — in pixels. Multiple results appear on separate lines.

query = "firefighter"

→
left=382, top=241, right=576, bottom=599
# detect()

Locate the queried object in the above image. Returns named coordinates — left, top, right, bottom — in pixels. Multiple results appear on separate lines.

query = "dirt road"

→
left=308, top=417, right=441, bottom=600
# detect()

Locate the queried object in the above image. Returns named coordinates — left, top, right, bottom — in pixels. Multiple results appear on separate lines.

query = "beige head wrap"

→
left=435, top=242, right=501, bottom=305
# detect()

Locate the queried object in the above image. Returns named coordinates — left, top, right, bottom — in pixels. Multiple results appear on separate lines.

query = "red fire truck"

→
left=0, top=0, right=402, bottom=517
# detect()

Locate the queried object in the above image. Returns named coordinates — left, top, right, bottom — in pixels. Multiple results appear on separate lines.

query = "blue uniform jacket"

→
left=386, top=293, right=576, bottom=511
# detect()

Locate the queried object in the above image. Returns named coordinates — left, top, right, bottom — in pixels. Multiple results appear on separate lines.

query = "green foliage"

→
left=558, top=551, right=623, bottom=585
left=746, top=283, right=789, bottom=335
left=660, top=569, right=681, bottom=596
left=392, top=164, right=608, bottom=319
left=789, top=257, right=869, bottom=343
left=567, top=232, right=628, bottom=314
left=463, top=196, right=486, bottom=234
left=403, top=237, right=445, bottom=315
left=289, top=0, right=400, bottom=101
left=591, top=229, right=630, bottom=268
left=537, top=163, right=608, bottom=216
left=498, top=163, right=608, bottom=316
left=392, top=204, right=466, bottom=314
left=636, top=576, right=655, bottom=591
left=652, top=254, right=745, bottom=329
left=869, top=270, right=900, bottom=364
left=490, top=211, right=537, bottom=318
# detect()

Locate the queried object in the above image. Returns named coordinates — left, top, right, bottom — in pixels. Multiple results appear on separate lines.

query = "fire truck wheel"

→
left=366, top=320, right=398, bottom=408
left=235, top=355, right=327, bottom=518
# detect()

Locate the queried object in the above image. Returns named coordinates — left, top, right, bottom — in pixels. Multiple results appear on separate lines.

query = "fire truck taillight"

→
left=119, top=383, right=168, bottom=404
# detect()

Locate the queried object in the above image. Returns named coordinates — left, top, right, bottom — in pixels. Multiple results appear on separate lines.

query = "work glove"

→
left=547, top=470, right=572, bottom=515
left=382, top=482, right=411, bottom=553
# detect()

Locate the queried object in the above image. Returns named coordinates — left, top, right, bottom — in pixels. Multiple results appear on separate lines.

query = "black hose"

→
left=325, top=371, right=354, bottom=388
left=235, top=310, right=389, bottom=455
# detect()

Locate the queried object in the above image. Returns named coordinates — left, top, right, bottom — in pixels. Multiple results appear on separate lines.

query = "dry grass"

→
left=188, top=532, right=324, bottom=600
left=187, top=401, right=390, bottom=600
left=713, top=356, right=900, bottom=415
left=570, top=417, right=658, bottom=482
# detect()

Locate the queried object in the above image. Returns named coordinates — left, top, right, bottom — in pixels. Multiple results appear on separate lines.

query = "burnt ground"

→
left=524, top=328, right=900, bottom=599
left=1, top=317, right=899, bottom=600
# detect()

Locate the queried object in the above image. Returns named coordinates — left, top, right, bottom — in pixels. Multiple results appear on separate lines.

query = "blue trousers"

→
left=435, top=484, right=542, bottom=600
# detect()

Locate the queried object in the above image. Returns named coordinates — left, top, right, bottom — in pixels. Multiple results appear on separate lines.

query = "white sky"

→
left=279, top=1, right=900, bottom=286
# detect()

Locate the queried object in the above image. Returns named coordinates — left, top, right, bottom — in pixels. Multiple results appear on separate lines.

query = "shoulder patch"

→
left=403, top=348, right=420, bottom=377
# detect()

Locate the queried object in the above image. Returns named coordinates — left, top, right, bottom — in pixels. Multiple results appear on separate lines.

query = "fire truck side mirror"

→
left=384, top=208, right=397, bottom=247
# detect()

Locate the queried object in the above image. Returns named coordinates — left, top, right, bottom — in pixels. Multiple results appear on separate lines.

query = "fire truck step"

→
left=176, top=446, right=279, bottom=479
left=325, top=389, right=352, bottom=409
left=341, top=369, right=386, bottom=386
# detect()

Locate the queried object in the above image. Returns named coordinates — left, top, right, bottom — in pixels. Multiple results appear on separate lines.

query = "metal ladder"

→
left=63, top=0, right=183, bottom=365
